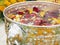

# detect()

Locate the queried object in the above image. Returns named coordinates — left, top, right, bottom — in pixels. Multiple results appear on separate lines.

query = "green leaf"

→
left=0, top=11, right=4, bottom=21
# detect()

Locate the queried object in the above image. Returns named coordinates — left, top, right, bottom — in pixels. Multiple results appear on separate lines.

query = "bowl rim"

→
left=3, top=1, right=60, bottom=28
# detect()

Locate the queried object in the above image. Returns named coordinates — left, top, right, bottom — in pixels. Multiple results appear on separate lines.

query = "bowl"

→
left=3, top=1, right=60, bottom=45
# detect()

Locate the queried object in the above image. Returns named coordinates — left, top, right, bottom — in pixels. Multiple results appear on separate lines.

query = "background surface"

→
left=0, top=22, right=6, bottom=45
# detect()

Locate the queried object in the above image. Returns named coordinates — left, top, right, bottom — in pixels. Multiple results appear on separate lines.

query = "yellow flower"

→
left=17, top=0, right=26, bottom=2
left=9, top=0, right=17, bottom=4
left=55, top=0, right=60, bottom=4
left=4, top=0, right=11, bottom=6
left=0, top=5, right=5, bottom=11
left=37, top=0, right=55, bottom=2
